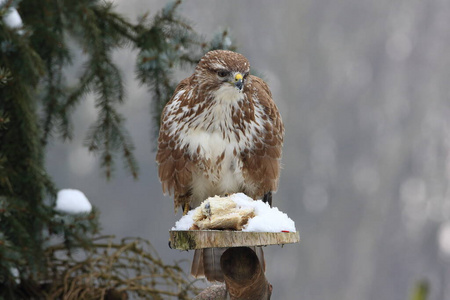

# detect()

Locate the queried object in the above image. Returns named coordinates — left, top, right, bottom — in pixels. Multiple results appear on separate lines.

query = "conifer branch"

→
left=1, top=1, right=237, bottom=297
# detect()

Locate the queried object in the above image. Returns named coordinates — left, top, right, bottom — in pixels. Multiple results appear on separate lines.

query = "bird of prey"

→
left=156, top=50, right=284, bottom=281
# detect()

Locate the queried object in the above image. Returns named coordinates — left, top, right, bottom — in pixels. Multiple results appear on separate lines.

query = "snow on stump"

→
left=169, top=193, right=299, bottom=250
left=170, top=193, right=299, bottom=300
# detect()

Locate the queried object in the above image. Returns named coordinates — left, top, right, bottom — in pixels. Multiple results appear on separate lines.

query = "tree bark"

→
left=193, top=247, right=272, bottom=300
left=193, top=284, right=228, bottom=300
left=220, top=247, right=272, bottom=300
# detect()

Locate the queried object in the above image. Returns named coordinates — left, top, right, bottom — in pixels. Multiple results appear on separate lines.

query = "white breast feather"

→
left=166, top=84, right=265, bottom=206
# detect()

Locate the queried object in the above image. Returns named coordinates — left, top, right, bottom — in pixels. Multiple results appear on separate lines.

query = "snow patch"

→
left=438, top=221, right=450, bottom=257
left=56, top=189, right=92, bottom=214
left=172, top=193, right=296, bottom=232
left=1, top=0, right=23, bottom=30
left=173, top=209, right=196, bottom=231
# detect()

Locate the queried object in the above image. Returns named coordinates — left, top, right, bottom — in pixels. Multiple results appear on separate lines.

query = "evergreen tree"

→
left=0, top=0, right=235, bottom=298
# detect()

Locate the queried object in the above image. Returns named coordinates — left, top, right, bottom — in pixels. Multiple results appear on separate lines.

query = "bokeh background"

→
left=46, top=0, right=450, bottom=299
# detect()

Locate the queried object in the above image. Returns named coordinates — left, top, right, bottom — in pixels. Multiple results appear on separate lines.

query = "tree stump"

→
left=169, top=230, right=299, bottom=250
left=170, top=230, right=299, bottom=299
left=193, top=247, right=272, bottom=300
left=221, top=247, right=272, bottom=299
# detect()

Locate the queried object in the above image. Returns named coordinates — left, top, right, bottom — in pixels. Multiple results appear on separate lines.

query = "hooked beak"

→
left=234, top=73, right=244, bottom=91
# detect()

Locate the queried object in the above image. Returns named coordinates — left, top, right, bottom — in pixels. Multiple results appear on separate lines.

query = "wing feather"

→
left=156, top=77, right=196, bottom=210
left=241, top=76, right=284, bottom=199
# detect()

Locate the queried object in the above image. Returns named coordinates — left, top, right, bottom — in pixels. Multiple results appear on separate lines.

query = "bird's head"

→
left=194, top=50, right=250, bottom=97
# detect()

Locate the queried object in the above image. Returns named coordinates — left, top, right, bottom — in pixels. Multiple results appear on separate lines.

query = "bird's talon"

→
left=183, top=203, right=190, bottom=215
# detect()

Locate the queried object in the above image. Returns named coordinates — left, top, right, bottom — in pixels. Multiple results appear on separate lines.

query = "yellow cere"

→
left=235, top=73, right=243, bottom=81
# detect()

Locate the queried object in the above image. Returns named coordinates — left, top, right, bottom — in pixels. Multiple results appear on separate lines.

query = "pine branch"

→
left=40, top=61, right=66, bottom=146
left=91, top=3, right=137, bottom=44
left=26, top=0, right=72, bottom=146
left=135, top=0, right=205, bottom=140
left=56, top=0, right=140, bottom=179
left=1, top=1, right=238, bottom=297
left=0, top=67, right=13, bottom=86
left=58, top=69, right=95, bottom=140
left=81, top=51, right=138, bottom=179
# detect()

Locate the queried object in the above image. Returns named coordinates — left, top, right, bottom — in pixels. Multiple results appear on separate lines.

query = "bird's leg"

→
left=183, top=203, right=190, bottom=215
left=262, top=191, right=273, bottom=207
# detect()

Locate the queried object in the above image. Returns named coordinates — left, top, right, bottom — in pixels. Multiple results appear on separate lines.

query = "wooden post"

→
left=169, top=230, right=299, bottom=299
left=193, top=247, right=272, bottom=300
left=221, top=247, right=272, bottom=300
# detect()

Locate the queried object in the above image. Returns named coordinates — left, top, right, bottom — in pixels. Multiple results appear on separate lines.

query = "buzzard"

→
left=156, top=50, right=284, bottom=281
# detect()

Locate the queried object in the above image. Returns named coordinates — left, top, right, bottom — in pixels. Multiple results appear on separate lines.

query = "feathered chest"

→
left=180, top=101, right=251, bottom=164
left=166, top=86, right=265, bottom=172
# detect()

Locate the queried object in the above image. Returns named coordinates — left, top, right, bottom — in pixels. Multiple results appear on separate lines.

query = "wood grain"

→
left=169, top=230, right=300, bottom=250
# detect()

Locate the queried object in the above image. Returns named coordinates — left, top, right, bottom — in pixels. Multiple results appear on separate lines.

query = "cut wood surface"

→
left=169, top=230, right=300, bottom=250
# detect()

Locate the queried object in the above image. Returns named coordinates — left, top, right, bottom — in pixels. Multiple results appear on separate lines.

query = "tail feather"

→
left=191, top=247, right=265, bottom=282
left=190, top=249, right=204, bottom=278
left=253, top=246, right=266, bottom=272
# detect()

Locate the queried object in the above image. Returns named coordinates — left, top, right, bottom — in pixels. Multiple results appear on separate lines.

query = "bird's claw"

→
left=183, top=203, right=190, bottom=215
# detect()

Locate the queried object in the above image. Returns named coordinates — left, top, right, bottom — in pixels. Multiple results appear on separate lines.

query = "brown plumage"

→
left=156, top=50, right=284, bottom=282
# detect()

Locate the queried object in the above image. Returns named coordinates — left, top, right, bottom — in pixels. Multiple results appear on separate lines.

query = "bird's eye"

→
left=243, top=72, right=249, bottom=79
left=217, top=70, right=229, bottom=78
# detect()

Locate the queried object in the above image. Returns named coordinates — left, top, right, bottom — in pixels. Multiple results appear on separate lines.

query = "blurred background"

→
left=45, top=0, right=450, bottom=299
